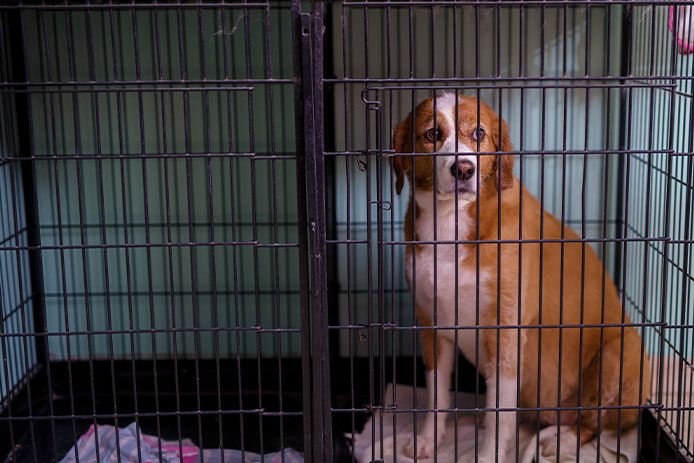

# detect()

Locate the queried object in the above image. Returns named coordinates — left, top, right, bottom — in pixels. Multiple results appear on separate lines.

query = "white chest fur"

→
left=404, top=192, right=488, bottom=367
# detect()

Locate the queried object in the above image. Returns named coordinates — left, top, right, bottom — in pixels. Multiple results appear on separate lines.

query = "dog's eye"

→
left=472, top=127, right=486, bottom=142
left=424, top=127, right=442, bottom=143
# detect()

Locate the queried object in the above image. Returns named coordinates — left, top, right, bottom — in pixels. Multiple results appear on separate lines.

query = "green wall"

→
left=0, top=162, right=36, bottom=400
left=18, top=5, right=301, bottom=360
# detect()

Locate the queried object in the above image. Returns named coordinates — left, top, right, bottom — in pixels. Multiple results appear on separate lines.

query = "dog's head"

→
left=391, top=93, right=514, bottom=201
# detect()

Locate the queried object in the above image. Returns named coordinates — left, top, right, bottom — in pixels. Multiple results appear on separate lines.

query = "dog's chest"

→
left=404, top=198, right=488, bottom=365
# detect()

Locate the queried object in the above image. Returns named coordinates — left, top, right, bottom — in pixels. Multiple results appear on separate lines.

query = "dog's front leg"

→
left=404, top=333, right=455, bottom=460
left=467, top=325, right=520, bottom=463
left=475, top=371, right=519, bottom=462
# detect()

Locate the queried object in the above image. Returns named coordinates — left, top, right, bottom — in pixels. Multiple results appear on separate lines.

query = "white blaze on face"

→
left=433, top=93, right=476, bottom=198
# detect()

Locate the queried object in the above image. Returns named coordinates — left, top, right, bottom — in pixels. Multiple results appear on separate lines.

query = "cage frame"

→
left=0, top=1, right=692, bottom=462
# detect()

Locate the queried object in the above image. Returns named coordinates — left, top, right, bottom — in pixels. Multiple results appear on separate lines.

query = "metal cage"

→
left=0, top=1, right=692, bottom=462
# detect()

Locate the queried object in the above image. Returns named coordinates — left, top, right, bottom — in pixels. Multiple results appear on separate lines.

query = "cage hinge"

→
left=361, top=88, right=381, bottom=110
left=356, top=155, right=367, bottom=171
left=369, top=200, right=392, bottom=211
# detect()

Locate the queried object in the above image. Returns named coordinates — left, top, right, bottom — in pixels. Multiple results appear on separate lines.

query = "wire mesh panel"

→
left=327, top=2, right=624, bottom=358
left=0, top=129, right=38, bottom=447
left=0, top=2, right=309, bottom=462
left=0, top=1, right=693, bottom=463
left=627, top=4, right=694, bottom=459
left=323, top=2, right=691, bottom=463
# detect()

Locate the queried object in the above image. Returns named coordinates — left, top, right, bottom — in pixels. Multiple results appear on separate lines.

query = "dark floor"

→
left=0, top=358, right=686, bottom=463
left=2, top=359, right=305, bottom=462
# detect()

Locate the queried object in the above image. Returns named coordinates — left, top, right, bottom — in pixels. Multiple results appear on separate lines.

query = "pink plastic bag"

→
left=670, top=5, right=694, bottom=55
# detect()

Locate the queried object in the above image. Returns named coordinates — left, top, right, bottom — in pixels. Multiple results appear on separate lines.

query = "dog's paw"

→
left=402, top=436, right=438, bottom=460
left=538, top=425, right=578, bottom=457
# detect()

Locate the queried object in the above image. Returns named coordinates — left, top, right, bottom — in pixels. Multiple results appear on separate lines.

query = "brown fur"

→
left=394, top=95, right=651, bottom=444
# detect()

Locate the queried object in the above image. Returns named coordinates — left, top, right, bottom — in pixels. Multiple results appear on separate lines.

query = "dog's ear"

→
left=392, top=113, right=413, bottom=195
left=493, top=118, right=515, bottom=191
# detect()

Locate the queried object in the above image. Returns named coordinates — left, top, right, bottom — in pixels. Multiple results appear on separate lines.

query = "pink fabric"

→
left=61, top=423, right=303, bottom=463
left=670, top=5, right=694, bottom=55
left=81, top=425, right=96, bottom=440
left=141, top=434, right=199, bottom=463
left=60, top=422, right=201, bottom=463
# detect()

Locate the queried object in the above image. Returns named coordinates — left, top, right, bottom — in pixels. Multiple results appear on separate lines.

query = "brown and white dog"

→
left=392, top=93, right=651, bottom=461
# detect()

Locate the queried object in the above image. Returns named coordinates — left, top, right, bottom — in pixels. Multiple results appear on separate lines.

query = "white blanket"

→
left=351, top=384, right=638, bottom=463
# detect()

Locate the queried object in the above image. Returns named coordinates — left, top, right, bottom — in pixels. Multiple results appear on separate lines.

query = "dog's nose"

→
left=451, top=160, right=475, bottom=181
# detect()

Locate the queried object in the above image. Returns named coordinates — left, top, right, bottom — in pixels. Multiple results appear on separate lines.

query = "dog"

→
left=391, top=93, right=651, bottom=461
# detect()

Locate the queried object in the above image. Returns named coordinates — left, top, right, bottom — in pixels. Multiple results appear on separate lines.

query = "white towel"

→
left=351, top=384, right=638, bottom=463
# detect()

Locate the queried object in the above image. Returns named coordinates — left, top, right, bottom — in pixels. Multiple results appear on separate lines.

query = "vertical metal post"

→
left=323, top=1, right=342, bottom=388
left=293, top=1, right=333, bottom=461
left=375, top=94, right=387, bottom=463
left=614, top=4, right=632, bottom=292
left=291, top=1, right=314, bottom=461
left=655, top=5, right=680, bottom=461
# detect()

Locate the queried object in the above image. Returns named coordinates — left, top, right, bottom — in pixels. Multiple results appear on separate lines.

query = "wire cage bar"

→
left=0, top=2, right=311, bottom=462
left=0, top=1, right=692, bottom=463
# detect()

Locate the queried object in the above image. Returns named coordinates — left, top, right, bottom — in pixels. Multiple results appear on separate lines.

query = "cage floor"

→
left=1, top=358, right=686, bottom=463
left=2, top=359, right=305, bottom=463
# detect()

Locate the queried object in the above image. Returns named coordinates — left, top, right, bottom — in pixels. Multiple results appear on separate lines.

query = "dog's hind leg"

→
left=577, top=330, right=651, bottom=435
